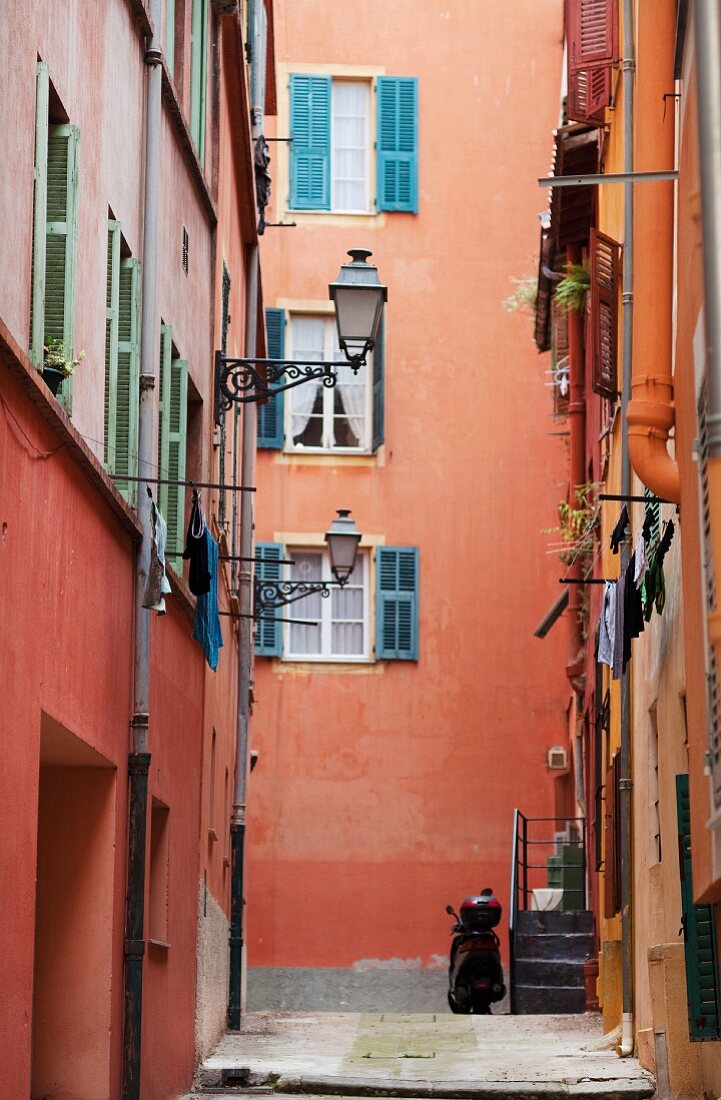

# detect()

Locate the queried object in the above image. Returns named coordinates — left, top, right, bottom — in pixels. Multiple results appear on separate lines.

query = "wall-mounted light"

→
left=214, top=250, right=387, bottom=419
left=254, top=510, right=362, bottom=613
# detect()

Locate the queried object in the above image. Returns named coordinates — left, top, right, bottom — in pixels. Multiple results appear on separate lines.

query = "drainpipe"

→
left=625, top=0, right=680, bottom=505
left=228, top=243, right=258, bottom=1029
left=694, top=2, right=721, bottom=714
left=618, top=0, right=635, bottom=1059
left=122, top=1, right=162, bottom=1095
left=566, top=243, right=587, bottom=692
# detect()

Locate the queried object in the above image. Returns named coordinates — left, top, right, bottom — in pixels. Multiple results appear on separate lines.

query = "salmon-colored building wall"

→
left=246, top=0, right=569, bottom=998
left=1, top=3, right=264, bottom=1094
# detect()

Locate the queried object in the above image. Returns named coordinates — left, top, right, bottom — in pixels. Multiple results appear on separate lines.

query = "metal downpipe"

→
left=566, top=244, right=586, bottom=691
left=694, top=1, right=721, bottom=719
left=619, top=0, right=634, bottom=1058
left=228, top=244, right=258, bottom=1030
left=122, top=1, right=162, bottom=1094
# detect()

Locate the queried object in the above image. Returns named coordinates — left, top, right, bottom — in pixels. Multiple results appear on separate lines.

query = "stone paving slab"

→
left=188, top=1012, right=655, bottom=1099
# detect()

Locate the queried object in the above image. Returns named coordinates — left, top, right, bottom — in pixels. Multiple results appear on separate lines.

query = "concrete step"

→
left=514, top=932, right=594, bottom=962
left=513, top=984, right=587, bottom=1014
left=514, top=958, right=586, bottom=986
left=184, top=1081, right=656, bottom=1099
left=514, top=910, right=594, bottom=936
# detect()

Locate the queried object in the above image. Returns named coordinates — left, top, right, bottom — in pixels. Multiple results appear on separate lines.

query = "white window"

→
left=284, top=549, right=369, bottom=661
left=287, top=314, right=370, bottom=451
left=331, top=81, right=370, bottom=212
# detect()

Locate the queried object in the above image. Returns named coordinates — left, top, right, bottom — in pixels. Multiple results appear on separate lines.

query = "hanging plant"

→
left=553, top=262, right=590, bottom=314
left=502, top=274, right=537, bottom=314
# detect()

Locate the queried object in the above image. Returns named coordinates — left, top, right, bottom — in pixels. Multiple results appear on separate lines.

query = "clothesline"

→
left=114, top=473, right=255, bottom=492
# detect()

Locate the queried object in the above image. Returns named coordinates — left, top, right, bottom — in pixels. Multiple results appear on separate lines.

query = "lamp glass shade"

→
left=329, top=249, right=387, bottom=363
left=325, top=509, right=362, bottom=583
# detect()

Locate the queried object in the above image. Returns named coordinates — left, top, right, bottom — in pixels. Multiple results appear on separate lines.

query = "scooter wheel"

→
left=448, top=992, right=472, bottom=1015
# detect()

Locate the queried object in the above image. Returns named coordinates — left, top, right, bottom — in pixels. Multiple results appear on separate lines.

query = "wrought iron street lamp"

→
left=254, top=509, right=362, bottom=613
left=214, top=250, right=387, bottom=419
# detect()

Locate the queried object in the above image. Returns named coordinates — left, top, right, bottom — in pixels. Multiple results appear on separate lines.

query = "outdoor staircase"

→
left=512, top=908, right=594, bottom=1014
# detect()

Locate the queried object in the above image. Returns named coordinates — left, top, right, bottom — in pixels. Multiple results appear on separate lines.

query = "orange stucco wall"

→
left=247, top=0, right=569, bottom=975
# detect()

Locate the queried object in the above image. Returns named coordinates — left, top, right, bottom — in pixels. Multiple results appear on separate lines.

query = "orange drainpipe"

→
left=626, top=0, right=681, bottom=504
left=566, top=242, right=586, bottom=688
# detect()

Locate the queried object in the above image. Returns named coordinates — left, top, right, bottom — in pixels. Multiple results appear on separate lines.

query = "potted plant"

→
left=553, top=262, right=590, bottom=313
left=41, top=338, right=84, bottom=396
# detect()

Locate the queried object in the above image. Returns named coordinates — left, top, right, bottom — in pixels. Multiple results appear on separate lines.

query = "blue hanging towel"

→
left=192, top=529, right=224, bottom=670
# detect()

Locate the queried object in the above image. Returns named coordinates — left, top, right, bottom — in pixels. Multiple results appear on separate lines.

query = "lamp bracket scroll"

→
left=254, top=575, right=345, bottom=614
left=214, top=351, right=365, bottom=423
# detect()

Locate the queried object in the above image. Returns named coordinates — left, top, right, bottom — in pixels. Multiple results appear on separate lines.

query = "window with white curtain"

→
left=285, top=550, right=368, bottom=660
left=331, top=81, right=370, bottom=212
left=287, top=314, right=370, bottom=451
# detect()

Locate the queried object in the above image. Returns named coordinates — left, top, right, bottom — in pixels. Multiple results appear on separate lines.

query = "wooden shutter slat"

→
left=258, top=308, right=285, bottom=449
left=290, top=75, right=330, bottom=210
left=372, top=313, right=385, bottom=451
left=254, top=543, right=283, bottom=656
left=590, top=228, right=620, bottom=400
left=104, top=222, right=121, bottom=471
left=376, top=547, right=419, bottom=660
left=566, top=0, right=616, bottom=123
left=377, top=77, right=418, bottom=213
left=676, top=773, right=721, bottom=1040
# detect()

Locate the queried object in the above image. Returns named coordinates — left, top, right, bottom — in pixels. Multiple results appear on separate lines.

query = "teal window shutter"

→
left=190, top=0, right=208, bottom=161
left=104, top=222, right=121, bottom=474
left=158, top=325, right=188, bottom=571
left=254, top=543, right=283, bottom=656
left=30, top=62, right=49, bottom=369
left=676, top=773, right=721, bottom=1040
left=376, top=77, right=418, bottom=213
left=165, top=0, right=176, bottom=76
left=258, top=307, right=285, bottom=449
left=371, top=312, right=385, bottom=451
left=290, top=74, right=331, bottom=210
left=376, top=547, right=419, bottom=660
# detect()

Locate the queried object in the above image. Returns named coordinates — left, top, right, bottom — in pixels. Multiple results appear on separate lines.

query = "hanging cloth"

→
left=622, top=552, right=645, bottom=672
left=633, top=532, right=648, bottom=589
left=192, top=528, right=223, bottom=670
left=183, top=491, right=211, bottom=596
left=143, top=496, right=173, bottom=613
left=612, top=571, right=626, bottom=680
left=610, top=506, right=629, bottom=554
left=597, top=581, right=616, bottom=668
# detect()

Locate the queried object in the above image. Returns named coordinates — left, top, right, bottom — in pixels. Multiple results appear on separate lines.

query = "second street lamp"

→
left=254, top=510, right=362, bottom=614
left=214, top=250, right=388, bottom=418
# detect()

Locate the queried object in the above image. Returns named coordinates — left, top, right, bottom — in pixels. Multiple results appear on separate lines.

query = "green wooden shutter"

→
left=676, top=773, right=721, bottom=1040
left=371, top=312, right=385, bottom=451
left=376, top=77, right=418, bottom=213
left=158, top=326, right=188, bottom=570
left=254, top=543, right=283, bottom=656
left=114, top=259, right=141, bottom=503
left=376, top=546, right=419, bottom=660
left=258, top=308, right=285, bottom=449
left=42, top=123, right=81, bottom=410
left=104, top=221, right=121, bottom=471
left=290, top=74, right=331, bottom=210
left=190, top=0, right=208, bottom=161
left=30, top=62, right=49, bottom=368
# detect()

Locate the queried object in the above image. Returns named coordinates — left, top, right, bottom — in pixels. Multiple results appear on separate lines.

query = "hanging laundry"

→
left=633, top=531, right=648, bottom=589
left=642, top=507, right=656, bottom=541
left=610, top=506, right=629, bottom=554
left=183, top=491, right=211, bottom=596
left=143, top=496, right=173, bottom=613
left=622, top=552, right=645, bottom=672
left=642, top=519, right=674, bottom=621
left=192, top=528, right=223, bottom=670
left=597, top=581, right=616, bottom=668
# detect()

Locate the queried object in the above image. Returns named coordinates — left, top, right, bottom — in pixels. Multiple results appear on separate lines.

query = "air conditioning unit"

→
left=547, top=745, right=568, bottom=770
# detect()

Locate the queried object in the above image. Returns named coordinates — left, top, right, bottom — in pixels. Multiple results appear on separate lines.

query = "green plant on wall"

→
left=553, top=262, right=590, bottom=314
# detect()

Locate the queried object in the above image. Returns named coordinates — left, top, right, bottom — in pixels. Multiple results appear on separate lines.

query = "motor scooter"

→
left=445, top=888, right=506, bottom=1015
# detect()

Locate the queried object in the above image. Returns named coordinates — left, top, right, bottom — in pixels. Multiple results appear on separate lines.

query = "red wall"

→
left=247, top=0, right=568, bottom=974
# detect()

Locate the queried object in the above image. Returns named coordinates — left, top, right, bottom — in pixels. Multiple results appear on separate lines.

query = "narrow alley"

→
left=185, top=1012, right=654, bottom=1099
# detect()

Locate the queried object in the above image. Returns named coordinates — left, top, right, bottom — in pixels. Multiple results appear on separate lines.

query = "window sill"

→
left=148, top=939, right=171, bottom=951
left=271, top=659, right=385, bottom=676
left=278, top=451, right=380, bottom=468
left=208, top=828, right=219, bottom=843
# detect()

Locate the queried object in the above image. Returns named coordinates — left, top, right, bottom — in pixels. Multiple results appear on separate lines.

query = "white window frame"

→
left=330, top=79, right=371, bottom=214
left=283, top=548, right=370, bottom=662
left=284, top=313, right=373, bottom=454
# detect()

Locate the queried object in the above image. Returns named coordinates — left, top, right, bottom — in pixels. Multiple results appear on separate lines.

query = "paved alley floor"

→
left=187, top=1012, right=656, bottom=1098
